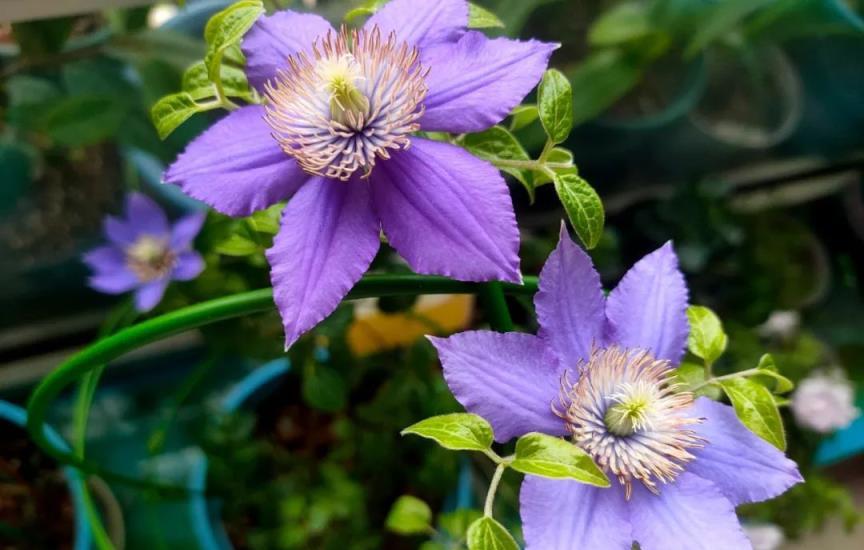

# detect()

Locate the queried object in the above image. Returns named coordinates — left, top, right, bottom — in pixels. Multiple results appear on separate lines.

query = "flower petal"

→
left=520, top=476, right=632, bottom=550
left=83, top=245, right=126, bottom=275
left=687, top=397, right=803, bottom=506
left=241, top=10, right=334, bottom=91
left=165, top=106, right=309, bottom=217
left=170, top=212, right=205, bottom=250
left=420, top=32, right=557, bottom=133
left=365, top=0, right=467, bottom=50
left=370, top=138, right=520, bottom=283
left=104, top=215, right=137, bottom=246
left=172, top=251, right=205, bottom=281
left=629, top=473, right=750, bottom=550
left=89, top=271, right=139, bottom=295
left=605, top=242, right=689, bottom=363
left=125, top=193, right=169, bottom=237
left=268, top=177, right=380, bottom=349
left=430, top=331, right=566, bottom=442
left=535, top=223, right=606, bottom=368
left=134, top=279, right=169, bottom=312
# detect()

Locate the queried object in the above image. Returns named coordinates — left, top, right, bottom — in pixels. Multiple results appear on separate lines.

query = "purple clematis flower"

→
left=430, top=226, right=802, bottom=550
left=83, top=193, right=205, bottom=312
left=164, top=0, right=557, bottom=348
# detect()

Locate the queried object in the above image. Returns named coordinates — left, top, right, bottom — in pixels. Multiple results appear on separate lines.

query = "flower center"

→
left=556, top=346, right=704, bottom=499
left=264, top=26, right=428, bottom=181
left=126, top=236, right=175, bottom=282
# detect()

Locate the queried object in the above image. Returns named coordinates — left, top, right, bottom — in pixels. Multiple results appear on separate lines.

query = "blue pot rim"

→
left=0, top=400, right=93, bottom=550
left=189, top=358, right=292, bottom=550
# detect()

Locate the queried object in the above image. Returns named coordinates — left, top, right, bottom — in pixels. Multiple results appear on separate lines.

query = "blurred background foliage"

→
left=2, top=0, right=864, bottom=548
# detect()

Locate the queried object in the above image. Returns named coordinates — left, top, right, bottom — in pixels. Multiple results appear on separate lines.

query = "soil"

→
left=0, top=422, right=76, bottom=550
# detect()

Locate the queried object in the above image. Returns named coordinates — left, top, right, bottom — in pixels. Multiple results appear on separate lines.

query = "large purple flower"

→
left=165, top=0, right=557, bottom=348
left=83, top=193, right=205, bottom=312
left=430, top=226, right=802, bottom=550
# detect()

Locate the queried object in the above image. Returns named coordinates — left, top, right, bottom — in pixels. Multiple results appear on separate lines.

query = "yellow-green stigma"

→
left=324, top=61, right=370, bottom=128
left=604, top=395, right=653, bottom=437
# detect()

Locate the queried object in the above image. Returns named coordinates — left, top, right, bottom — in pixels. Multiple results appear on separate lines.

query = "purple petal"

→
left=124, top=193, right=169, bottom=237
left=536, top=223, right=606, bottom=368
left=430, top=331, right=566, bottom=442
left=164, top=106, right=309, bottom=217
left=268, top=177, right=380, bottom=349
left=172, top=251, right=205, bottom=281
left=170, top=212, right=205, bottom=250
left=629, top=473, right=749, bottom=550
left=520, top=476, right=632, bottom=550
left=89, top=271, right=139, bottom=295
left=134, top=279, right=169, bottom=312
left=365, top=0, right=467, bottom=49
left=241, top=10, right=334, bottom=91
left=370, top=138, right=520, bottom=283
left=104, top=215, right=137, bottom=246
left=687, top=397, right=802, bottom=506
left=83, top=245, right=126, bottom=275
left=605, top=242, right=689, bottom=363
left=420, top=32, right=558, bottom=133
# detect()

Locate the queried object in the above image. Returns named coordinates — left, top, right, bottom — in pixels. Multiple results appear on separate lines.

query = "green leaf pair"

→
left=151, top=1, right=263, bottom=139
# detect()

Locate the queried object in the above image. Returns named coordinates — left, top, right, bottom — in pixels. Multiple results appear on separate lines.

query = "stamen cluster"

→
left=126, top=236, right=176, bottom=282
left=264, top=25, right=428, bottom=181
left=556, top=346, right=704, bottom=499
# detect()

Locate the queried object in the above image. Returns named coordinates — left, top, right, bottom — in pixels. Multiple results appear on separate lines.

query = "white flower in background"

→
left=759, top=310, right=800, bottom=340
left=743, top=523, right=785, bottom=550
left=148, top=3, right=178, bottom=28
left=792, top=371, right=860, bottom=433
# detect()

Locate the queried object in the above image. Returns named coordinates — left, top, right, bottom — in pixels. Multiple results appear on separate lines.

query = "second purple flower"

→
left=165, top=0, right=557, bottom=348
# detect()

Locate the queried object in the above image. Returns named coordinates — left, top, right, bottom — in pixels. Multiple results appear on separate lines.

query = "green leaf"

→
left=674, top=361, right=722, bottom=399
left=344, top=0, right=388, bottom=23
left=538, top=69, right=574, bottom=144
left=302, top=363, right=347, bottom=412
left=752, top=354, right=794, bottom=394
left=468, top=3, right=506, bottom=29
left=183, top=60, right=253, bottom=101
left=37, top=96, right=126, bottom=147
left=215, top=234, right=260, bottom=256
left=686, top=305, right=728, bottom=364
left=533, top=147, right=577, bottom=186
left=553, top=173, right=604, bottom=249
left=461, top=126, right=533, bottom=195
left=385, top=495, right=432, bottom=535
left=719, top=377, right=786, bottom=451
left=150, top=92, right=202, bottom=140
left=439, top=509, right=483, bottom=539
left=401, top=413, right=494, bottom=452
left=509, top=104, right=539, bottom=131
left=466, top=517, right=518, bottom=550
left=246, top=203, right=283, bottom=235
left=511, top=433, right=610, bottom=486
left=588, top=2, right=654, bottom=46
left=204, top=1, right=265, bottom=84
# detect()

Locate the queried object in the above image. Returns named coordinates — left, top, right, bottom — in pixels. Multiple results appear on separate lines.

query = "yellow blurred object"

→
left=347, top=294, right=474, bottom=356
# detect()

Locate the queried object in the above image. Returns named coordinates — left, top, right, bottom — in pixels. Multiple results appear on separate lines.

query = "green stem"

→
left=692, top=368, right=762, bottom=392
left=492, top=159, right=573, bottom=172
left=27, top=275, right=538, bottom=479
left=483, top=463, right=507, bottom=518
left=479, top=282, right=514, bottom=332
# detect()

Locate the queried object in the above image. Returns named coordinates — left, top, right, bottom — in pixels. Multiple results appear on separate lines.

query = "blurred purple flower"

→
left=165, top=0, right=557, bottom=348
left=431, top=225, right=802, bottom=550
left=83, top=193, right=205, bottom=312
